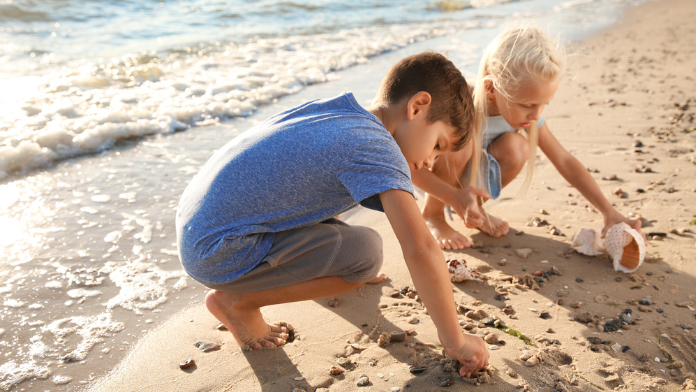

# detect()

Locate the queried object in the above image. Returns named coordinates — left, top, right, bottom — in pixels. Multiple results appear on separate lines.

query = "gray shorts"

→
left=206, top=219, right=383, bottom=292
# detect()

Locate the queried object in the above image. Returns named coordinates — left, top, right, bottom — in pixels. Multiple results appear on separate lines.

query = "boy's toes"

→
left=264, top=336, right=287, bottom=346
left=242, top=341, right=264, bottom=351
left=271, top=321, right=293, bottom=333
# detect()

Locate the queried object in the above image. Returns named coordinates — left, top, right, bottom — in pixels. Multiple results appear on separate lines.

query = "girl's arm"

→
left=537, top=123, right=645, bottom=240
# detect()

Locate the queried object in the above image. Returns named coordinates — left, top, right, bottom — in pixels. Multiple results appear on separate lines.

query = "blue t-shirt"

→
left=176, top=92, right=414, bottom=286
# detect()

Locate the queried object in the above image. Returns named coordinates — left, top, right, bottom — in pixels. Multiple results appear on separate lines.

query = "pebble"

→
left=329, top=366, right=344, bottom=375
left=484, top=333, right=499, bottom=344
left=391, top=388, right=401, bottom=392
left=328, top=298, right=340, bottom=307
left=524, top=355, right=540, bottom=367
left=639, top=297, right=652, bottom=305
left=409, top=366, right=427, bottom=375
left=216, top=323, right=228, bottom=331
left=407, top=316, right=419, bottom=324
left=515, top=248, right=533, bottom=258
left=603, top=319, right=622, bottom=332
left=440, top=378, right=454, bottom=387
left=615, top=277, right=622, bottom=282
left=540, top=312, right=552, bottom=320
left=465, top=309, right=488, bottom=320
left=357, top=375, right=370, bottom=387
left=390, top=331, right=407, bottom=342
left=576, top=278, right=584, bottom=283
left=489, top=345, right=500, bottom=350
left=338, top=358, right=352, bottom=367
left=179, top=359, right=196, bottom=370
left=571, top=301, right=583, bottom=308
left=595, top=295, right=605, bottom=304
left=194, top=341, right=221, bottom=352
left=390, top=290, right=401, bottom=298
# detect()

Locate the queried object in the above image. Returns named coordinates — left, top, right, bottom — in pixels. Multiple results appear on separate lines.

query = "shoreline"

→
left=90, top=0, right=696, bottom=391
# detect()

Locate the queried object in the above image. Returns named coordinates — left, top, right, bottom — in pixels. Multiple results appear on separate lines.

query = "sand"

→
left=89, top=0, right=696, bottom=391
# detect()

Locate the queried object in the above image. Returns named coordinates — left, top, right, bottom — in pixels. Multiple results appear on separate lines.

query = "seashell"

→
left=446, top=259, right=483, bottom=282
left=604, top=223, right=645, bottom=273
left=571, top=229, right=605, bottom=256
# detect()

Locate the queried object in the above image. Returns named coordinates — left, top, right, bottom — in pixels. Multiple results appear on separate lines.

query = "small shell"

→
left=446, top=259, right=482, bottom=282
left=571, top=228, right=605, bottom=256
left=605, top=223, right=645, bottom=273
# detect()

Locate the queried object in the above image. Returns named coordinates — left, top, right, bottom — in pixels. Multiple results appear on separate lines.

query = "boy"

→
left=176, top=52, right=489, bottom=376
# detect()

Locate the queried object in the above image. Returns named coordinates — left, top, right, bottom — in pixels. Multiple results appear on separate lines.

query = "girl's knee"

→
left=489, top=133, right=529, bottom=170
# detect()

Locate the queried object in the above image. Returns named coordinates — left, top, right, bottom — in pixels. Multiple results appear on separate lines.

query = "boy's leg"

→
left=205, top=219, right=384, bottom=350
left=206, top=275, right=381, bottom=350
left=422, top=143, right=473, bottom=250
left=477, top=132, right=530, bottom=237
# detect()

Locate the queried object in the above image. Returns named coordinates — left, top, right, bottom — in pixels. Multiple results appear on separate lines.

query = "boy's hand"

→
left=449, top=186, right=489, bottom=228
left=446, top=334, right=489, bottom=377
left=601, top=212, right=647, bottom=246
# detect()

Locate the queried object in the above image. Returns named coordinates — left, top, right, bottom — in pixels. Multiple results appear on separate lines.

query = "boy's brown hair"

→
left=375, top=52, right=474, bottom=151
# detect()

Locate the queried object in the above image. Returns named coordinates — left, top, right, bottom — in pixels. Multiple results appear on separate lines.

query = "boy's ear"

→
left=406, top=91, right=432, bottom=120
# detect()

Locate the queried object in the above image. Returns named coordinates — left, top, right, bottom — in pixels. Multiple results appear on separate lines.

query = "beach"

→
left=1, top=0, right=695, bottom=390
left=87, top=0, right=696, bottom=391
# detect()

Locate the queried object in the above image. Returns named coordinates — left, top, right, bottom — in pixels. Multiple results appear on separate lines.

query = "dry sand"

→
left=91, top=0, right=696, bottom=391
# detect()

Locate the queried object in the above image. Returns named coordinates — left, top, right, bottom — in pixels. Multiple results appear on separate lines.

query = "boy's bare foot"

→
left=205, top=290, right=291, bottom=351
left=424, top=215, right=471, bottom=250
left=478, top=213, right=509, bottom=238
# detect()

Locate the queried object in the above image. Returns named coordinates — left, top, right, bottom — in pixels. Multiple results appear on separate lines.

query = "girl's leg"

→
left=422, top=143, right=473, bottom=250
left=477, top=132, right=529, bottom=237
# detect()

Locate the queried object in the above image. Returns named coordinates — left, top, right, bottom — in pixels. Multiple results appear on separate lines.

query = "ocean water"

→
left=0, top=0, right=645, bottom=180
left=0, top=0, right=646, bottom=390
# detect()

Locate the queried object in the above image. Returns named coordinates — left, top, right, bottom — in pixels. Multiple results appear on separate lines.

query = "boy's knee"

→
left=345, top=226, right=383, bottom=276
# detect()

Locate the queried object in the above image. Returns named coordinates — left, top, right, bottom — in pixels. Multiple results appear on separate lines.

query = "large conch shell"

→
left=604, top=222, right=645, bottom=273
left=446, top=259, right=483, bottom=282
left=571, top=228, right=605, bottom=256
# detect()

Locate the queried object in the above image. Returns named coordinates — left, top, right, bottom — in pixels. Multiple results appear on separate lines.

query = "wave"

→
left=0, top=20, right=482, bottom=180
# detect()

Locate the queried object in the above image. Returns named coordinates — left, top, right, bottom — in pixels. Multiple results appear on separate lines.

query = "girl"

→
left=412, top=26, right=645, bottom=250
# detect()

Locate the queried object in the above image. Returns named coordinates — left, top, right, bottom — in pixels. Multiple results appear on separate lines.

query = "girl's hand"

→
left=445, top=334, right=490, bottom=377
left=601, top=212, right=647, bottom=246
left=449, top=187, right=489, bottom=229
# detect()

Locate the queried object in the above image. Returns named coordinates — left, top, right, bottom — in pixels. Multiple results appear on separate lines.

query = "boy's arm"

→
left=379, top=189, right=489, bottom=375
left=537, top=124, right=645, bottom=241
left=411, top=153, right=489, bottom=228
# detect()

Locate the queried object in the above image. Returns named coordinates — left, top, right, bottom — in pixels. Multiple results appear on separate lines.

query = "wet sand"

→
left=87, top=0, right=696, bottom=391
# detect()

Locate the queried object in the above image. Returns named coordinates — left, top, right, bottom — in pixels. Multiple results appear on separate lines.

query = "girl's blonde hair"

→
left=470, top=26, right=565, bottom=195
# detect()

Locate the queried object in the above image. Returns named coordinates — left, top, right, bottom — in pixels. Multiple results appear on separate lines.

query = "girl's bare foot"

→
left=478, top=212, right=509, bottom=238
left=366, top=273, right=387, bottom=284
left=205, top=290, right=291, bottom=351
left=424, top=215, right=472, bottom=250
